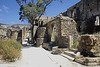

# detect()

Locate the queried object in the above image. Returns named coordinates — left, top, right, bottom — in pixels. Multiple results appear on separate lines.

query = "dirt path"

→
left=0, top=47, right=96, bottom=67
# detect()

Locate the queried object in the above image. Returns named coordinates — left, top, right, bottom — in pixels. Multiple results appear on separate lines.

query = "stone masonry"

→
left=62, top=0, right=100, bottom=33
left=0, top=24, right=30, bottom=44
left=47, top=15, right=78, bottom=48
left=78, top=35, right=100, bottom=57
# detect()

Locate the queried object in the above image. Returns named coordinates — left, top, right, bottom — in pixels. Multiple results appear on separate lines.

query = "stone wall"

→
left=11, top=31, right=19, bottom=40
left=47, top=15, right=78, bottom=48
left=36, top=27, right=47, bottom=47
left=62, top=0, right=100, bottom=33
left=22, top=27, right=31, bottom=41
left=39, top=16, right=54, bottom=26
left=0, top=28, right=21, bottom=41
left=78, top=35, right=100, bottom=57
left=0, top=24, right=30, bottom=44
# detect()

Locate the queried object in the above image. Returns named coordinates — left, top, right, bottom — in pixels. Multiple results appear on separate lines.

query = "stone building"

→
left=22, top=25, right=31, bottom=41
left=62, top=0, right=100, bottom=34
left=0, top=24, right=30, bottom=44
left=35, top=16, right=54, bottom=27
left=34, top=16, right=54, bottom=46
left=47, top=15, right=78, bottom=48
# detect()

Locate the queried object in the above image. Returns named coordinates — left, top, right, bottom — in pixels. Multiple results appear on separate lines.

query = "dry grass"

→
left=0, top=39, right=22, bottom=62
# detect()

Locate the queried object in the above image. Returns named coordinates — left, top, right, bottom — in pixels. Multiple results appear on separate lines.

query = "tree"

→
left=16, top=0, right=62, bottom=44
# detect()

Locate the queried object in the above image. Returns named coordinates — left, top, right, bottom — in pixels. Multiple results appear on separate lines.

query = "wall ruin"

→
left=62, top=0, right=100, bottom=34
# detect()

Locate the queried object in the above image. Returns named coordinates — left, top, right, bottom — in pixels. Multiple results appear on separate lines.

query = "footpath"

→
left=0, top=47, right=87, bottom=67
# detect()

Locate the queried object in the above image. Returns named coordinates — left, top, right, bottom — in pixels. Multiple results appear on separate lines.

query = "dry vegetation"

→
left=0, top=39, right=22, bottom=62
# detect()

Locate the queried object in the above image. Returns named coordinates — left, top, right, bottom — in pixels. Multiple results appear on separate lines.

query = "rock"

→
left=52, top=46, right=58, bottom=51
left=51, top=49, right=62, bottom=55
left=42, top=43, right=52, bottom=51
left=75, top=52, right=81, bottom=59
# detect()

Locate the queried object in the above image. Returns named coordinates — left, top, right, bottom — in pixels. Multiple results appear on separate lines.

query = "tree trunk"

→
left=31, top=22, right=34, bottom=44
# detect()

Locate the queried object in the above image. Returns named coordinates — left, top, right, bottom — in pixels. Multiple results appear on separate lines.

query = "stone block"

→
left=52, top=46, right=58, bottom=51
left=36, top=38, right=46, bottom=47
left=78, top=35, right=100, bottom=57
left=75, top=52, right=81, bottom=59
left=51, top=49, right=62, bottom=55
left=42, top=43, right=52, bottom=51
left=75, top=57, right=100, bottom=66
left=37, top=27, right=46, bottom=38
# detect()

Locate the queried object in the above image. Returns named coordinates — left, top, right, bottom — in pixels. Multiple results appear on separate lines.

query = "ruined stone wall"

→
left=64, top=0, right=100, bottom=20
left=47, top=16, right=78, bottom=48
left=0, top=28, right=21, bottom=41
left=60, top=18, right=78, bottom=38
left=63, top=0, right=100, bottom=33
left=39, top=16, right=54, bottom=26
left=0, top=28, right=11, bottom=39
left=78, top=35, right=100, bottom=57
left=0, top=24, right=30, bottom=44
left=22, top=27, right=31, bottom=42
left=11, top=31, right=18, bottom=40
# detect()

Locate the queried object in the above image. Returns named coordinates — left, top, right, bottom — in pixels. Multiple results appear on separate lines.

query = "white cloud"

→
left=2, top=5, right=9, bottom=13
left=0, top=9, right=2, bottom=12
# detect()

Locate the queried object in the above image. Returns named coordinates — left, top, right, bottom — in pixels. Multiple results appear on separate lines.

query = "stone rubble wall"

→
left=47, top=16, right=78, bottom=48
left=36, top=27, right=47, bottom=47
left=0, top=28, right=22, bottom=42
left=0, top=24, right=29, bottom=44
left=37, top=27, right=47, bottom=38
left=78, top=35, right=100, bottom=57
left=62, top=0, right=100, bottom=33
left=63, top=0, right=100, bottom=21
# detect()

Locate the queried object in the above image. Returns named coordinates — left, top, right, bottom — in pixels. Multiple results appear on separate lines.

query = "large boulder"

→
left=78, top=35, right=100, bottom=57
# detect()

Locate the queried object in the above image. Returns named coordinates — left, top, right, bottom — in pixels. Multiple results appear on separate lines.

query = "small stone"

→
left=75, top=52, right=81, bottom=59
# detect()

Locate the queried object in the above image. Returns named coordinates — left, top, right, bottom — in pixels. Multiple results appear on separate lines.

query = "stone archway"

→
left=47, top=21, right=56, bottom=42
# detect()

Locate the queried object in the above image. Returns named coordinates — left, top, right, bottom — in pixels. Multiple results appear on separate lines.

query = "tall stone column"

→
left=36, top=27, right=47, bottom=47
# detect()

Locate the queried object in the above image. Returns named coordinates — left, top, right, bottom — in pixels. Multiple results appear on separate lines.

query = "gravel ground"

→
left=0, top=47, right=99, bottom=67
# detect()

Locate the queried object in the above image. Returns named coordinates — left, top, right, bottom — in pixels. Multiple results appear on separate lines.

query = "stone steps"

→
left=70, top=49, right=77, bottom=52
left=61, top=54, right=75, bottom=61
left=64, top=51, right=76, bottom=58
left=61, top=50, right=100, bottom=66
left=60, top=50, right=76, bottom=61
left=75, top=57, right=100, bottom=66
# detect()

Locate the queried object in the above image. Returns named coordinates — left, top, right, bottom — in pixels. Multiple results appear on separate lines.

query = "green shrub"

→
left=72, top=39, right=79, bottom=49
left=0, top=39, right=22, bottom=61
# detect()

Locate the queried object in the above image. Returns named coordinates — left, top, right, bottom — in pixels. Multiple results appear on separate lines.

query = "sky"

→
left=0, top=0, right=80, bottom=25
